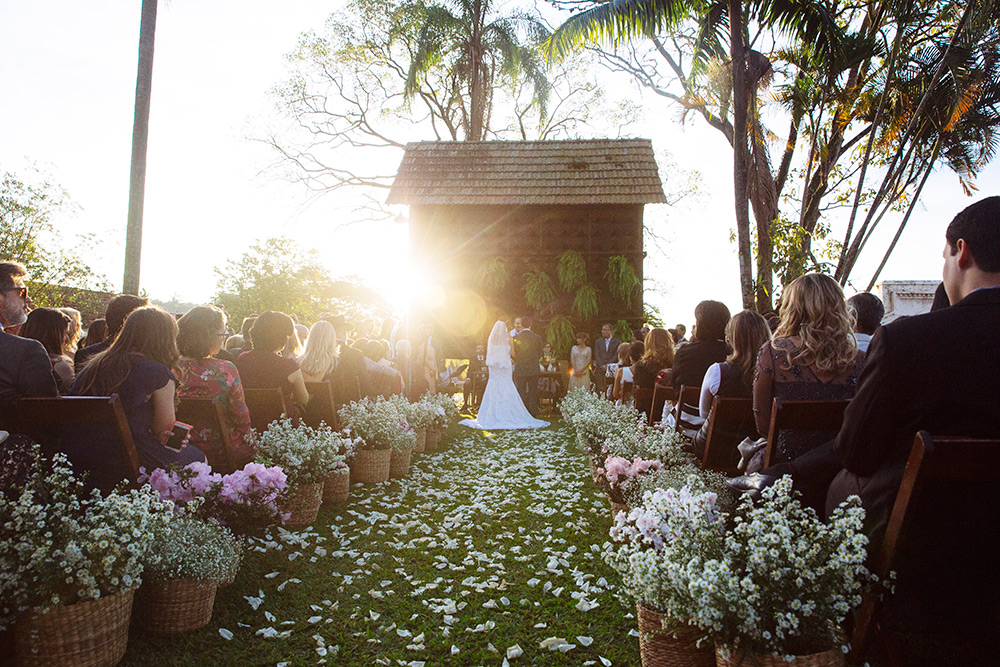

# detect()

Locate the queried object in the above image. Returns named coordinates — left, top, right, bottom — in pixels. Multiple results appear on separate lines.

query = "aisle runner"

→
left=124, top=427, right=640, bottom=665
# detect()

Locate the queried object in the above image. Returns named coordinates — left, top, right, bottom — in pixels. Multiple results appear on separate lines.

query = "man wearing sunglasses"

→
left=0, top=261, right=58, bottom=429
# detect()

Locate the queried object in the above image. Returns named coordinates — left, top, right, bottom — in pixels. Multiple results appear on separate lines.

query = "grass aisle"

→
left=122, top=423, right=640, bottom=666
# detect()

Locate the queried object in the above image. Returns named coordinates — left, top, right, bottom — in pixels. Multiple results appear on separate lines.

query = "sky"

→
left=1, top=0, right=996, bottom=328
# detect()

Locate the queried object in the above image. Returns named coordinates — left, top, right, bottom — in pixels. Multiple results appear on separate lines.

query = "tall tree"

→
left=123, top=0, right=158, bottom=295
left=548, top=0, right=845, bottom=311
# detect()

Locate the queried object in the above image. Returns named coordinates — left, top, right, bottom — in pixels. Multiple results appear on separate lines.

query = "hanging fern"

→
left=572, top=284, right=599, bottom=320
left=556, top=250, right=586, bottom=292
left=614, top=319, right=632, bottom=343
left=523, top=269, right=556, bottom=309
left=475, top=257, right=510, bottom=293
left=545, top=315, right=575, bottom=355
left=605, top=255, right=639, bottom=305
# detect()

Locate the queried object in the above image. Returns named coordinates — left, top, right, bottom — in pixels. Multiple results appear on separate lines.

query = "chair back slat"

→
left=763, top=398, right=851, bottom=467
left=15, top=395, right=141, bottom=486
left=650, top=383, right=677, bottom=426
left=849, top=431, right=1000, bottom=663
left=620, top=380, right=634, bottom=405
left=633, top=386, right=655, bottom=420
left=303, top=381, right=339, bottom=430
left=673, top=385, right=702, bottom=432
left=176, top=397, right=237, bottom=473
left=243, top=388, right=288, bottom=433
left=701, top=396, right=755, bottom=474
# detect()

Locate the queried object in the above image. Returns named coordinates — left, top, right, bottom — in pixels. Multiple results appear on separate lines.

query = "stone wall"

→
left=877, top=280, right=940, bottom=323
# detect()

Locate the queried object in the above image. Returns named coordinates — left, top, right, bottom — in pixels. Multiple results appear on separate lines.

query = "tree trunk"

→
left=468, top=0, right=484, bottom=141
left=123, top=0, right=158, bottom=295
left=729, top=0, right=754, bottom=310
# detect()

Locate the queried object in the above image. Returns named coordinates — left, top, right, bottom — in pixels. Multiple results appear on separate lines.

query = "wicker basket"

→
left=351, top=449, right=391, bottom=484
left=715, top=647, right=844, bottom=666
left=637, top=603, right=715, bottom=667
left=323, top=468, right=351, bottom=504
left=389, top=448, right=412, bottom=479
left=283, top=482, right=324, bottom=528
left=14, top=587, right=135, bottom=666
left=426, top=427, right=442, bottom=452
left=136, top=578, right=217, bottom=635
left=414, top=427, right=427, bottom=453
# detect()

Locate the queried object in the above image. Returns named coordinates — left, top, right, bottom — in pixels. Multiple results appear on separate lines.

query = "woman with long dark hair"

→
left=71, top=306, right=205, bottom=474
left=20, top=307, right=74, bottom=393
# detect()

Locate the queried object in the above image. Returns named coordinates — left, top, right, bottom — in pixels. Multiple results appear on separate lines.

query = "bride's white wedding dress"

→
left=460, top=321, right=549, bottom=431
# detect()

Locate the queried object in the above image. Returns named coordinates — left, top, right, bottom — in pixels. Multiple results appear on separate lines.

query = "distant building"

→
left=387, top=139, right=666, bottom=355
left=877, top=280, right=940, bottom=323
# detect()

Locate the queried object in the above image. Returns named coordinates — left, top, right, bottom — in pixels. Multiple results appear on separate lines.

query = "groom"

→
left=512, top=315, right=542, bottom=416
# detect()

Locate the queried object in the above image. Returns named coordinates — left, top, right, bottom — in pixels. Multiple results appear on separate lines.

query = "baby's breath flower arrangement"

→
left=687, top=477, right=871, bottom=660
left=253, top=418, right=346, bottom=486
left=405, top=398, right=437, bottom=431
left=0, top=453, right=170, bottom=629
left=421, top=392, right=455, bottom=429
left=339, top=397, right=417, bottom=452
left=625, top=465, right=736, bottom=516
left=143, top=511, right=241, bottom=584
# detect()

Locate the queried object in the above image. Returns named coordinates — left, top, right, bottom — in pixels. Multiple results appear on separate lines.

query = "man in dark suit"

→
left=0, top=262, right=58, bottom=429
left=593, top=323, right=621, bottom=398
left=73, top=293, right=149, bottom=373
left=512, top=315, right=542, bottom=416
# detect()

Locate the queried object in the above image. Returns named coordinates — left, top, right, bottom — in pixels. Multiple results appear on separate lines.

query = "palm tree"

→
left=548, top=0, right=844, bottom=311
left=405, top=0, right=551, bottom=141
left=123, top=0, right=158, bottom=295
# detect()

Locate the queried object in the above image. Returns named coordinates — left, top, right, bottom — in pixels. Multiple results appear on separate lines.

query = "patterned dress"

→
left=177, top=357, right=253, bottom=464
left=568, top=345, right=593, bottom=391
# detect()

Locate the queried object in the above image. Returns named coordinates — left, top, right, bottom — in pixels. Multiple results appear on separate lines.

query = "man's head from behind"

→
left=944, top=196, right=1000, bottom=304
left=847, top=293, right=884, bottom=335
left=106, top=294, right=150, bottom=339
left=521, top=315, right=533, bottom=330
left=0, top=261, right=30, bottom=328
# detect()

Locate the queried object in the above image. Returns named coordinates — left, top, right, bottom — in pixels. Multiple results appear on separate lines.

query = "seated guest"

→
left=281, top=324, right=305, bottom=359
left=80, top=318, right=108, bottom=349
left=176, top=306, right=253, bottom=465
left=751, top=273, right=864, bottom=469
left=224, top=333, right=244, bottom=352
left=632, top=328, right=674, bottom=419
left=19, top=307, right=75, bottom=394
left=58, top=307, right=83, bottom=356
left=538, top=341, right=561, bottom=401
left=691, top=310, right=771, bottom=459
left=362, top=339, right=404, bottom=396
left=606, top=342, right=630, bottom=399
left=674, top=323, right=688, bottom=345
left=394, top=339, right=413, bottom=398
left=672, top=300, right=730, bottom=391
left=0, top=262, right=58, bottom=427
left=322, top=314, right=373, bottom=402
left=612, top=341, right=643, bottom=404
left=846, top=292, right=884, bottom=354
left=298, top=320, right=339, bottom=383
left=378, top=340, right=393, bottom=367
left=235, top=311, right=310, bottom=421
left=71, top=306, right=206, bottom=477
left=74, top=293, right=149, bottom=373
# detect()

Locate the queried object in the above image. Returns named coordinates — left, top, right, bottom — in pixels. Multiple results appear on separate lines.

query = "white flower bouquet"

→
left=406, top=398, right=438, bottom=430
left=594, top=455, right=662, bottom=504
left=339, top=396, right=417, bottom=452
left=143, top=511, right=242, bottom=584
left=422, top=391, right=458, bottom=426
left=0, top=452, right=170, bottom=629
left=253, top=418, right=346, bottom=486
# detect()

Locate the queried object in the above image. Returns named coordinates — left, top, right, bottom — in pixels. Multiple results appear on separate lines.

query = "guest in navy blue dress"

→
left=71, top=306, right=205, bottom=481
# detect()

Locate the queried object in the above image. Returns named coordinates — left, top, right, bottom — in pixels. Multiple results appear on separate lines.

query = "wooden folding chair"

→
left=633, top=385, right=655, bottom=421
left=15, top=394, right=141, bottom=489
left=700, top=396, right=755, bottom=475
left=176, top=397, right=238, bottom=473
left=620, top=380, right=634, bottom=405
left=763, top=398, right=850, bottom=467
left=243, top=388, right=288, bottom=433
left=304, top=381, right=339, bottom=430
left=672, top=384, right=702, bottom=433
left=649, top=383, right=677, bottom=426
left=849, top=431, right=1000, bottom=665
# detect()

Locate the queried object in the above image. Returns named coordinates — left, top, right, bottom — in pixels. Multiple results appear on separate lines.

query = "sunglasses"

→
left=2, top=286, right=28, bottom=300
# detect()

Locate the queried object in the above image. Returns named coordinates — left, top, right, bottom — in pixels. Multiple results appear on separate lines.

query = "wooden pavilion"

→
left=387, top=139, right=666, bottom=356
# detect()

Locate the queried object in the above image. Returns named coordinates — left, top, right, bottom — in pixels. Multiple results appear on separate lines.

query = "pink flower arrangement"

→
left=141, top=461, right=288, bottom=538
left=595, top=456, right=663, bottom=503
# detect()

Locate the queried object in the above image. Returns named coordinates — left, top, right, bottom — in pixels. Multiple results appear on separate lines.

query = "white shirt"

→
left=854, top=333, right=872, bottom=354
left=699, top=363, right=723, bottom=419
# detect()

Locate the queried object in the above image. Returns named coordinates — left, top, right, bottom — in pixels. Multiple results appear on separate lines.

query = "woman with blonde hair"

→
left=297, top=320, right=339, bottom=383
left=751, top=273, right=865, bottom=468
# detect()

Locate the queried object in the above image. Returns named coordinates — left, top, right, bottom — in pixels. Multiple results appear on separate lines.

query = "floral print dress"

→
left=177, top=357, right=253, bottom=465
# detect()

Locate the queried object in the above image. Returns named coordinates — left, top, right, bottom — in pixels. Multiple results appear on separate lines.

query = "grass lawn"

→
left=122, top=422, right=641, bottom=666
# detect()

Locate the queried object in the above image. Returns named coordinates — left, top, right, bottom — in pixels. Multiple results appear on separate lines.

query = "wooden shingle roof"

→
left=387, top=139, right=667, bottom=205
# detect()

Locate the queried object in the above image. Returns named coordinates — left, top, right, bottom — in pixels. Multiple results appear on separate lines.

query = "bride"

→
left=460, top=320, right=549, bottom=430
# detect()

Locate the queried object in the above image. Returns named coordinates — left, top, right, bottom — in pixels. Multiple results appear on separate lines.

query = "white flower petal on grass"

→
left=308, top=616, right=322, bottom=624
left=506, top=644, right=523, bottom=659
left=533, top=622, right=547, bottom=629
left=369, top=610, right=381, bottom=621
left=577, top=636, right=594, bottom=646
left=558, top=643, right=576, bottom=653
left=218, top=628, right=233, bottom=640
left=264, top=611, right=276, bottom=622
left=599, top=657, right=612, bottom=666
left=628, top=629, right=640, bottom=637
left=451, top=645, right=460, bottom=655
left=540, top=637, right=570, bottom=650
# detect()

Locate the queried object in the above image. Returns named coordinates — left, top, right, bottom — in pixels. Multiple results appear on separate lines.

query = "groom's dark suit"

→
left=512, top=328, right=542, bottom=415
